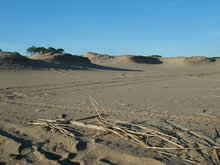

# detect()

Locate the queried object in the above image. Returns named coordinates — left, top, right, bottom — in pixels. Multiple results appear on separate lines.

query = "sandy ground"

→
left=0, top=62, right=220, bottom=165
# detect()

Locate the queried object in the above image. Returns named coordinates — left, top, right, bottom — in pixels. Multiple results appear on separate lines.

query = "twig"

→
left=70, top=120, right=106, bottom=131
left=165, top=120, right=218, bottom=146
left=89, top=96, right=105, bottom=121
left=76, top=114, right=106, bottom=121
left=159, top=151, right=199, bottom=165
left=150, top=132, right=184, bottom=149
left=213, top=149, right=220, bottom=164
left=28, top=97, right=220, bottom=165
left=114, top=120, right=178, bottom=140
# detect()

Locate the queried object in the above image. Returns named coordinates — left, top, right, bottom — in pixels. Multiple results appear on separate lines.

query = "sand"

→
left=0, top=53, right=220, bottom=165
left=84, top=52, right=215, bottom=65
left=83, top=52, right=162, bottom=64
left=29, top=53, right=91, bottom=65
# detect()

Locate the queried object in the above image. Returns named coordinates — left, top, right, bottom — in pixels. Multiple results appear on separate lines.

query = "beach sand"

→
left=0, top=55, right=220, bottom=164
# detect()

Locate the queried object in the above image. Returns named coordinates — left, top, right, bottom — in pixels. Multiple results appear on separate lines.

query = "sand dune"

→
left=0, top=52, right=143, bottom=71
left=0, top=51, right=29, bottom=63
left=0, top=51, right=74, bottom=70
left=29, top=53, right=142, bottom=71
left=83, top=52, right=162, bottom=64
left=0, top=51, right=216, bottom=71
left=161, top=56, right=216, bottom=65
left=30, top=53, right=91, bottom=65
left=84, top=52, right=216, bottom=66
left=0, top=51, right=40, bottom=70
left=0, top=52, right=96, bottom=70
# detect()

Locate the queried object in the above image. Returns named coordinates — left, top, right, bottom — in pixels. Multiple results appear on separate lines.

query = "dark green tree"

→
left=152, top=55, right=162, bottom=58
left=27, top=46, right=37, bottom=54
left=27, top=46, right=65, bottom=55
left=48, top=47, right=57, bottom=53
left=35, top=47, right=48, bottom=54
left=56, top=48, right=64, bottom=53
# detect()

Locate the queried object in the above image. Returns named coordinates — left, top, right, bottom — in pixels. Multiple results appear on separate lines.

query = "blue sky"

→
left=0, top=0, right=219, bottom=57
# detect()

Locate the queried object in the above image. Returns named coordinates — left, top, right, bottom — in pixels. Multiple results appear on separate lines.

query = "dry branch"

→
left=28, top=97, right=220, bottom=165
left=70, top=121, right=106, bottom=131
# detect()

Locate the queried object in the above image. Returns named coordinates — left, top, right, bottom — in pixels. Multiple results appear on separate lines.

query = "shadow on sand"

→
left=131, top=56, right=163, bottom=64
left=0, top=59, right=143, bottom=72
left=69, top=63, right=143, bottom=72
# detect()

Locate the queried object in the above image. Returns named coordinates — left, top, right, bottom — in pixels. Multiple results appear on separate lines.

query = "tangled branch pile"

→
left=29, top=97, right=220, bottom=165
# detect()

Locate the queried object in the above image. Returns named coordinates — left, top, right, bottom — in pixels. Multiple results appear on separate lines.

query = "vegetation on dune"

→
left=47, top=47, right=64, bottom=54
left=151, top=55, right=162, bottom=58
left=27, top=46, right=64, bottom=55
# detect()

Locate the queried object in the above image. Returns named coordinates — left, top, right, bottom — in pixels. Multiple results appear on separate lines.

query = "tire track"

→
left=3, top=74, right=185, bottom=96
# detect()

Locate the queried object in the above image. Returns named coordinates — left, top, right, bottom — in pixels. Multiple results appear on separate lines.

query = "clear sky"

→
left=0, top=0, right=219, bottom=57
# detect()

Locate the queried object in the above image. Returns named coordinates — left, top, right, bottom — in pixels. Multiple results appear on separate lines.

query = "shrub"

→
left=27, top=46, right=65, bottom=55
left=151, top=55, right=162, bottom=58
left=56, top=48, right=64, bottom=53
left=27, top=46, right=37, bottom=54
left=48, top=47, right=57, bottom=53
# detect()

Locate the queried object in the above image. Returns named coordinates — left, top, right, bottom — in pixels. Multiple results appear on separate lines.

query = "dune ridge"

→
left=29, top=52, right=91, bottom=64
left=161, top=56, right=216, bottom=65
left=84, top=52, right=162, bottom=64
left=0, top=52, right=91, bottom=70
left=84, top=52, right=216, bottom=65
left=0, top=51, right=38, bottom=69
left=0, top=52, right=29, bottom=63
left=0, top=51, right=217, bottom=71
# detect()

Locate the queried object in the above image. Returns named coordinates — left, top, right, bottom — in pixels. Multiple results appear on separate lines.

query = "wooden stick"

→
left=165, top=120, right=218, bottom=146
left=70, top=120, right=106, bottom=131
left=213, top=149, right=220, bottom=164
left=111, top=126, right=147, bottom=147
left=89, top=96, right=105, bottom=121
left=113, top=120, right=178, bottom=140
left=159, top=151, right=199, bottom=165
left=150, top=132, right=184, bottom=149
left=76, top=114, right=106, bottom=121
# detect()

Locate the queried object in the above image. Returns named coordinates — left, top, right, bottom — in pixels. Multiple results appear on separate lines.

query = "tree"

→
left=152, top=55, right=162, bottom=58
left=27, top=46, right=37, bottom=54
left=56, top=48, right=64, bottom=53
left=0, top=49, right=2, bottom=52
left=35, top=47, right=48, bottom=54
left=27, top=46, right=65, bottom=55
left=48, top=47, right=57, bottom=53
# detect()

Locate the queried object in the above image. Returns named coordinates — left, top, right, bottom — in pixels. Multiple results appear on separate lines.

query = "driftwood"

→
left=164, top=120, right=219, bottom=147
left=29, top=97, right=220, bottom=165
left=70, top=121, right=106, bottom=131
